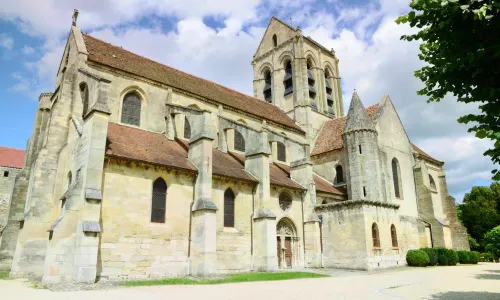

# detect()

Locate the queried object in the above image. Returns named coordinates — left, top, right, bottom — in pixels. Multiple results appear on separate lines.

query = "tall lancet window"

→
left=307, top=60, right=317, bottom=109
left=283, top=60, right=293, bottom=95
left=263, top=70, right=272, bottom=103
left=325, top=69, right=335, bottom=116
left=121, top=92, right=141, bottom=126
left=151, top=178, right=167, bottom=223
left=184, top=116, right=191, bottom=139
left=372, top=223, right=380, bottom=248
left=224, top=188, right=235, bottom=227
left=80, top=83, right=89, bottom=117
left=392, top=158, right=403, bottom=199
left=234, top=130, right=245, bottom=152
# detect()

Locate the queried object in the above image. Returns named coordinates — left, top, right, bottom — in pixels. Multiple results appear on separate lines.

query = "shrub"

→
left=446, top=249, right=459, bottom=266
left=438, top=254, right=448, bottom=266
left=406, top=250, right=430, bottom=267
left=421, top=248, right=438, bottom=266
left=457, top=251, right=471, bottom=264
left=470, top=251, right=480, bottom=264
left=481, top=252, right=494, bottom=262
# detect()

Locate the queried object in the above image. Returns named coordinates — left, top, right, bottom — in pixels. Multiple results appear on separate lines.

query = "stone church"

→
left=0, top=11, right=468, bottom=283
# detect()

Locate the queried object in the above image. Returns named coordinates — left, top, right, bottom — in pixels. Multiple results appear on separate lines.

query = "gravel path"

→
left=1, top=263, right=499, bottom=300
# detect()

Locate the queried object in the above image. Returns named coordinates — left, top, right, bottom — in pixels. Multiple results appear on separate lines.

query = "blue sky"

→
left=0, top=0, right=496, bottom=201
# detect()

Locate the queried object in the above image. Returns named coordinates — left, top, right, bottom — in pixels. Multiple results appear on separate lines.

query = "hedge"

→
left=457, top=251, right=471, bottom=264
left=436, top=248, right=458, bottom=266
left=438, top=254, right=448, bottom=266
left=470, top=251, right=480, bottom=264
left=421, top=248, right=438, bottom=266
left=406, top=250, right=430, bottom=267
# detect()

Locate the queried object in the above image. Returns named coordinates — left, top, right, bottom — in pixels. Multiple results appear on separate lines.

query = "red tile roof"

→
left=0, top=146, right=25, bottom=169
left=411, top=143, right=443, bottom=165
left=271, top=163, right=306, bottom=190
left=212, top=150, right=257, bottom=183
left=313, top=174, right=346, bottom=196
left=82, top=34, right=303, bottom=133
left=311, top=103, right=379, bottom=157
left=106, top=123, right=197, bottom=172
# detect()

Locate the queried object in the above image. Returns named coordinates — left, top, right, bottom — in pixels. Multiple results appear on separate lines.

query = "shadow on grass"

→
left=119, top=272, right=329, bottom=287
left=428, top=291, right=500, bottom=300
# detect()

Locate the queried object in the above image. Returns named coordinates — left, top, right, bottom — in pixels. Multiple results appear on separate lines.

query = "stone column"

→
left=188, top=111, right=217, bottom=276
left=245, top=130, right=278, bottom=272
left=290, top=157, right=320, bottom=267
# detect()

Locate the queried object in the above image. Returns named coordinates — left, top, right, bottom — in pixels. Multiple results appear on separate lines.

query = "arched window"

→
left=263, top=70, right=272, bottom=103
left=234, top=130, right=245, bottom=152
left=67, top=171, right=72, bottom=189
left=151, top=178, right=167, bottom=223
left=392, top=158, right=403, bottom=199
left=121, top=92, right=141, bottom=126
left=325, top=70, right=334, bottom=116
left=80, top=83, right=89, bottom=117
left=391, top=224, right=398, bottom=247
left=272, top=34, right=277, bottom=47
left=277, top=142, right=286, bottom=162
left=279, top=192, right=292, bottom=211
left=283, top=60, right=293, bottom=95
left=372, top=223, right=380, bottom=248
left=335, top=165, right=344, bottom=184
left=224, top=188, right=235, bottom=227
left=307, top=60, right=317, bottom=109
left=184, top=116, right=191, bottom=139
left=429, top=175, right=437, bottom=191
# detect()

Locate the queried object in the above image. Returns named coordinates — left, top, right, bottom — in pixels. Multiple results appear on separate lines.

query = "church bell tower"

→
left=251, top=17, right=344, bottom=142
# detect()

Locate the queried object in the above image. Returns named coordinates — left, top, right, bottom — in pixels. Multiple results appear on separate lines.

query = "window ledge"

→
left=223, top=227, right=239, bottom=233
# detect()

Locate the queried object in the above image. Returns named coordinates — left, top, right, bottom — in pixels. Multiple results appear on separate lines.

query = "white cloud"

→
left=22, top=46, right=35, bottom=55
left=0, top=34, right=13, bottom=49
left=2, top=0, right=495, bottom=202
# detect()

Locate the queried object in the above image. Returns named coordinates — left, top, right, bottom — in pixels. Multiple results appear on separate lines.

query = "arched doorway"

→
left=276, top=218, right=299, bottom=268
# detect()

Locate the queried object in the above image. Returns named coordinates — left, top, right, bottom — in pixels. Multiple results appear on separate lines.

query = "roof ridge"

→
left=83, top=33, right=292, bottom=114
left=0, top=146, right=25, bottom=152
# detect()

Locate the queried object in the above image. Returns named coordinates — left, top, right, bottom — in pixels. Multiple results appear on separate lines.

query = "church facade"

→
left=0, top=11, right=468, bottom=283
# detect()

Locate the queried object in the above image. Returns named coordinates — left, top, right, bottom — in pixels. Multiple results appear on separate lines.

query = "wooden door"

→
left=277, top=237, right=281, bottom=267
left=285, top=237, right=292, bottom=267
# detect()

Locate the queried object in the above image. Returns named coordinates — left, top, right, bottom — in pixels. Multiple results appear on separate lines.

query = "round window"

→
left=279, top=192, right=292, bottom=211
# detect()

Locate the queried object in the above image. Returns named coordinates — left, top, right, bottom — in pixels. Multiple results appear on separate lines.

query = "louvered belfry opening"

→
left=307, top=61, right=317, bottom=109
left=121, top=92, right=141, bottom=126
left=264, top=70, right=272, bottom=103
left=224, top=188, right=235, bottom=227
left=151, top=178, right=167, bottom=223
left=283, top=60, right=293, bottom=95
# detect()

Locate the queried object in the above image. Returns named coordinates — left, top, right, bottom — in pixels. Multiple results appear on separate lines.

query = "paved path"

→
left=2, top=263, right=499, bottom=300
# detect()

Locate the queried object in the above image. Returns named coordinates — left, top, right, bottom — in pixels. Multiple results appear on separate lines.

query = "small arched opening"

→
left=372, top=222, right=380, bottom=248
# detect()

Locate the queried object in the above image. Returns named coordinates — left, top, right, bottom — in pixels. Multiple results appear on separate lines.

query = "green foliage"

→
left=119, top=272, right=329, bottom=286
left=436, top=248, right=458, bottom=266
left=458, top=183, right=500, bottom=250
left=397, top=0, right=500, bottom=180
left=438, top=254, right=449, bottom=266
left=406, top=250, right=430, bottom=267
left=484, top=225, right=500, bottom=259
left=481, top=252, right=494, bottom=262
left=470, top=251, right=480, bottom=264
left=468, top=235, right=480, bottom=251
left=0, top=272, right=9, bottom=280
left=457, top=251, right=471, bottom=264
left=421, top=248, right=438, bottom=266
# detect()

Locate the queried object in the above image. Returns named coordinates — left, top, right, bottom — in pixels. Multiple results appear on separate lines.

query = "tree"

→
left=396, top=0, right=500, bottom=180
left=458, top=183, right=500, bottom=250
left=484, top=226, right=500, bottom=260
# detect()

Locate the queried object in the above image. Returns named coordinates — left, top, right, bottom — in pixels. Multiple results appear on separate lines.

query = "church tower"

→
left=251, top=17, right=344, bottom=142
left=342, top=91, right=385, bottom=201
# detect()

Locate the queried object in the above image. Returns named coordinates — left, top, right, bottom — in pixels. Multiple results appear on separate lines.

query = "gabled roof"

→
left=82, top=34, right=303, bottom=134
left=106, top=123, right=197, bottom=172
left=0, top=146, right=25, bottom=169
left=411, top=143, right=443, bottom=165
left=313, top=174, right=346, bottom=196
left=311, top=103, right=379, bottom=157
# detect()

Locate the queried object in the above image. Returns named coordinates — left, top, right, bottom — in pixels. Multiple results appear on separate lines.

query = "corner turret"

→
left=342, top=91, right=385, bottom=201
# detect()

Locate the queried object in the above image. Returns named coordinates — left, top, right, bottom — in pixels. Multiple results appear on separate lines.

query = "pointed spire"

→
left=343, top=90, right=376, bottom=134
left=72, top=9, right=79, bottom=26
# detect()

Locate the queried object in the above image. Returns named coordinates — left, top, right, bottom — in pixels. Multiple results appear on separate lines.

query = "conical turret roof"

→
left=343, top=91, right=376, bottom=133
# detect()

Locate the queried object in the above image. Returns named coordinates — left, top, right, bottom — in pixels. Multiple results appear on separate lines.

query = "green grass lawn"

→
left=119, top=272, right=329, bottom=287
left=0, top=271, right=9, bottom=280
